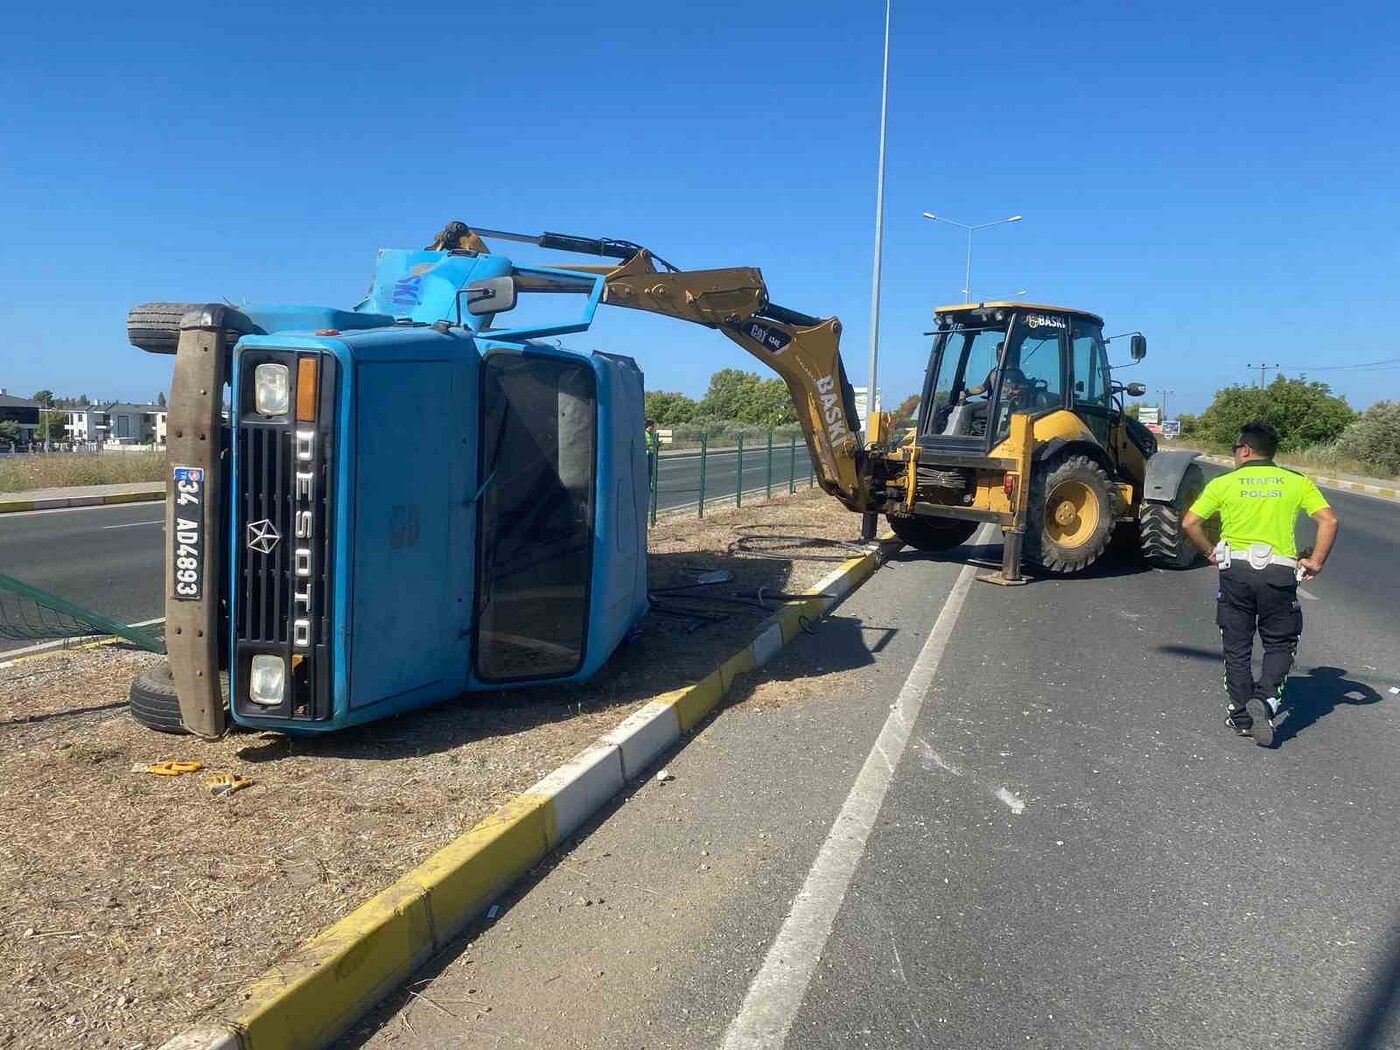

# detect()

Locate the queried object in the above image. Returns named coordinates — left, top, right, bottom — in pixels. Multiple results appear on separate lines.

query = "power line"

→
left=1277, top=357, right=1400, bottom=371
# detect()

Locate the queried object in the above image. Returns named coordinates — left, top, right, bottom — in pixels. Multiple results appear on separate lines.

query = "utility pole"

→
left=1247, top=362, right=1280, bottom=388
left=1160, top=389, right=1175, bottom=422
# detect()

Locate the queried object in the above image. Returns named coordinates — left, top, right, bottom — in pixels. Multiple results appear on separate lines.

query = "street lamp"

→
left=865, top=0, right=893, bottom=439
left=922, top=212, right=1023, bottom=304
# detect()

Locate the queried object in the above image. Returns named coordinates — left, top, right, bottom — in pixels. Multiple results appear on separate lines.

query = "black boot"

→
left=1224, top=701, right=1252, bottom=737
left=1245, top=697, right=1276, bottom=747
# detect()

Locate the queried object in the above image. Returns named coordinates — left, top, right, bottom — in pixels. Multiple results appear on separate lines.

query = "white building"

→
left=102, top=403, right=167, bottom=445
left=66, top=407, right=109, bottom=442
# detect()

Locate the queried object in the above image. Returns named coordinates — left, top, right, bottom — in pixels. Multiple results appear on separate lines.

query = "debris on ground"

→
left=655, top=768, right=675, bottom=783
left=203, top=773, right=254, bottom=798
left=0, top=489, right=861, bottom=1047
left=131, top=760, right=203, bottom=777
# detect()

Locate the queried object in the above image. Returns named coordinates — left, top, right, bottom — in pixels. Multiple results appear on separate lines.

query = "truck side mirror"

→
left=1130, top=334, right=1147, bottom=361
left=462, top=277, right=517, bottom=317
left=1126, top=382, right=1147, bottom=397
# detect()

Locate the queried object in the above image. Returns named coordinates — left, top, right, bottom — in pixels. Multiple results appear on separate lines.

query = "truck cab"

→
left=145, top=247, right=649, bottom=735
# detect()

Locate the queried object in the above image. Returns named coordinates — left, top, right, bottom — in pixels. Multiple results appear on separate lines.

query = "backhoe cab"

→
left=878, top=302, right=1202, bottom=581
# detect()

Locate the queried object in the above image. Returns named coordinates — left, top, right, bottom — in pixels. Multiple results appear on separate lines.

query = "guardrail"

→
left=649, top=430, right=816, bottom=524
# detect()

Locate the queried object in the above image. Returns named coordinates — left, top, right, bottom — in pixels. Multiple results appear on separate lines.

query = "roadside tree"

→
left=1196, top=377, right=1354, bottom=451
left=644, top=390, right=698, bottom=426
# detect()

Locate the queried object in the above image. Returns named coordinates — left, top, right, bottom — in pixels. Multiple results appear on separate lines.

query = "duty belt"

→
left=1214, top=541, right=1297, bottom=571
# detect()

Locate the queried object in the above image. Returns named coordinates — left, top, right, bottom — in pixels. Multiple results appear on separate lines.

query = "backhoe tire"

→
left=1026, top=454, right=1117, bottom=574
left=1140, top=463, right=1207, bottom=569
left=127, top=302, right=203, bottom=355
left=886, top=514, right=979, bottom=552
left=129, top=662, right=188, bottom=734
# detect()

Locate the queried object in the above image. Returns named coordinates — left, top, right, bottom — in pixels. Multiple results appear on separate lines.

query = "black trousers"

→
left=1216, top=563, right=1303, bottom=718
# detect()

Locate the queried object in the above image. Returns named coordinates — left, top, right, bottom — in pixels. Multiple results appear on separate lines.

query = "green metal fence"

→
left=649, top=430, right=818, bottom=523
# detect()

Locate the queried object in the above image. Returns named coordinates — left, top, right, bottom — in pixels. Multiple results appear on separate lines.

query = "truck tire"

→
left=127, top=302, right=203, bottom=355
left=1026, top=454, right=1117, bottom=574
left=886, top=513, right=979, bottom=552
left=1140, top=463, right=1207, bottom=569
left=129, top=662, right=188, bottom=734
left=129, top=663, right=230, bottom=735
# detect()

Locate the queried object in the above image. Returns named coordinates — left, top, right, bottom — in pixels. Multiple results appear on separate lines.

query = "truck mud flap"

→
left=164, top=306, right=251, bottom=738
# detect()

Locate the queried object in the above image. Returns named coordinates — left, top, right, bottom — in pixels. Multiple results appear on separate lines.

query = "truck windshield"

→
left=475, top=353, right=596, bottom=681
left=921, top=322, right=1009, bottom=439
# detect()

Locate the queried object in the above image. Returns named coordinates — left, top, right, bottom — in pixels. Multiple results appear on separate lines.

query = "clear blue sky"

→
left=3, top=0, right=1397, bottom=415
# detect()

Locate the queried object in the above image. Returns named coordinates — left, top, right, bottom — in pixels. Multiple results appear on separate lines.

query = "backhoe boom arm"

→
left=435, top=222, right=870, bottom=507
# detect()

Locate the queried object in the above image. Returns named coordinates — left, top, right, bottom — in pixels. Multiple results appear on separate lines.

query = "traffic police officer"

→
left=1182, top=421, right=1340, bottom=746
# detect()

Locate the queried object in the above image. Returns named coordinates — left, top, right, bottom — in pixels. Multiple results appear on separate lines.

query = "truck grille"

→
left=236, top=426, right=292, bottom=644
left=233, top=351, right=336, bottom=721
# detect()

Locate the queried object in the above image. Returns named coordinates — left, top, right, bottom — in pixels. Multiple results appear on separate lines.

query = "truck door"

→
left=1071, top=318, right=1114, bottom=451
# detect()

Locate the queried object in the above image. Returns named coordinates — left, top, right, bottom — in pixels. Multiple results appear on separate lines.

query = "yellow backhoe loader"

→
left=491, top=226, right=1203, bottom=583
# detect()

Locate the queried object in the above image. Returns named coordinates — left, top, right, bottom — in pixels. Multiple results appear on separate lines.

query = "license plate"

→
left=171, top=466, right=205, bottom=602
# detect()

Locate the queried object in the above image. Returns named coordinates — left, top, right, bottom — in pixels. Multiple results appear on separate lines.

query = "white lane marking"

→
left=1297, top=587, right=1319, bottom=601
left=0, top=500, right=162, bottom=520
left=100, top=519, right=164, bottom=530
left=721, top=536, right=984, bottom=1050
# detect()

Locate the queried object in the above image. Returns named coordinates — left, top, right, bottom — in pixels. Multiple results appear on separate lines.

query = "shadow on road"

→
left=891, top=537, right=1177, bottom=583
left=1272, top=665, right=1385, bottom=745
left=1338, top=917, right=1400, bottom=1049
left=1155, top=643, right=1220, bottom=662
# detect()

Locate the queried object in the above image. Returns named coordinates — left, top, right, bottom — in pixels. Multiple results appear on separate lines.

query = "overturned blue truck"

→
left=130, top=222, right=867, bottom=736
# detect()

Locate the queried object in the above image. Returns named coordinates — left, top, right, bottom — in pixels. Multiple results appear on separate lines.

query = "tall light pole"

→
left=865, top=0, right=893, bottom=438
left=922, top=212, right=1023, bottom=303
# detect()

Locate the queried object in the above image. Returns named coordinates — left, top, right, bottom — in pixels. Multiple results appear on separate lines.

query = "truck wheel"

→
left=128, top=663, right=231, bottom=735
left=1026, top=454, right=1117, bottom=573
left=1140, top=463, right=1207, bottom=569
left=129, top=662, right=188, bottom=734
left=127, top=302, right=203, bottom=355
left=886, top=514, right=979, bottom=552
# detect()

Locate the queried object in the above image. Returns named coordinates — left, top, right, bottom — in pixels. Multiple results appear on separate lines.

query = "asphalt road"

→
left=0, top=502, right=165, bottom=654
left=346, top=482, right=1400, bottom=1049
left=0, top=452, right=815, bottom=655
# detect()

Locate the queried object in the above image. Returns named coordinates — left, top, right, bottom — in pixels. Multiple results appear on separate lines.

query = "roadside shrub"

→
left=665, top=420, right=803, bottom=450
left=1337, top=401, right=1400, bottom=477
left=1196, top=377, right=1355, bottom=452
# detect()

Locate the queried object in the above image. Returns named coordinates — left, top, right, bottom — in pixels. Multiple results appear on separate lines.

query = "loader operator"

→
left=1182, top=421, right=1339, bottom=747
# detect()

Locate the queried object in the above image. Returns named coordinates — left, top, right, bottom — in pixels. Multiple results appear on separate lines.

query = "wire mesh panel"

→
left=0, top=574, right=164, bottom=652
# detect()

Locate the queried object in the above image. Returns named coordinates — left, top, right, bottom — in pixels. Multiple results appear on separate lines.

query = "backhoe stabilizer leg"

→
left=978, top=527, right=1029, bottom=586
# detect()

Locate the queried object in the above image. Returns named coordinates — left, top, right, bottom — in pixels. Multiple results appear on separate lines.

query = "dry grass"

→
left=1162, top=439, right=1397, bottom=482
left=0, top=453, right=165, bottom=494
left=0, top=490, right=867, bottom=1048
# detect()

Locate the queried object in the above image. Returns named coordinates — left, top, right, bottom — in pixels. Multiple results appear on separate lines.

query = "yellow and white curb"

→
left=1195, top=454, right=1399, bottom=503
left=158, top=536, right=897, bottom=1050
left=0, top=485, right=165, bottom=514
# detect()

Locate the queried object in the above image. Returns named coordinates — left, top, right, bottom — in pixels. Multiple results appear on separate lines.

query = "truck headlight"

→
left=254, top=363, right=291, bottom=416
left=249, top=654, right=286, bottom=706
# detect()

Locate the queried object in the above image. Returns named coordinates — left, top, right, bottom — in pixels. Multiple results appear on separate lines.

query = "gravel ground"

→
left=0, top=491, right=866, bottom=1048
